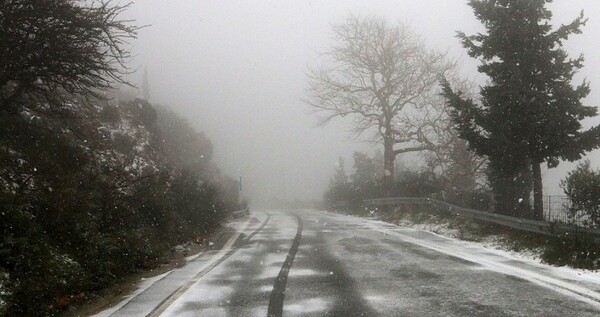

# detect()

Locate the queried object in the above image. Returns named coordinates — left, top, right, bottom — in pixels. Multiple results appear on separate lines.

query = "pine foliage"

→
left=443, top=0, right=600, bottom=216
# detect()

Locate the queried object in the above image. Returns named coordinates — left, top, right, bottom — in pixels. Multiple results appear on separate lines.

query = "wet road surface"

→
left=96, top=209, right=600, bottom=316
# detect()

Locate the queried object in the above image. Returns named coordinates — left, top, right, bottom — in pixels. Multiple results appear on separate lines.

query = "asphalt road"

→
left=96, top=209, right=600, bottom=317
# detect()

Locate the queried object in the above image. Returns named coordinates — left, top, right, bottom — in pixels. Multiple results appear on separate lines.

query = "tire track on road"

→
left=145, top=213, right=271, bottom=317
left=243, top=213, right=271, bottom=243
left=267, top=213, right=303, bottom=317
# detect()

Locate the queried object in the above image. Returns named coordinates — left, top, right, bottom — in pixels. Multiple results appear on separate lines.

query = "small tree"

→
left=351, top=152, right=379, bottom=199
left=561, top=161, right=600, bottom=227
left=324, top=157, right=352, bottom=206
left=307, top=15, right=453, bottom=195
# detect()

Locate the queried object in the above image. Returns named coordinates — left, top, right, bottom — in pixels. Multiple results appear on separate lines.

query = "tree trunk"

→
left=489, top=164, right=531, bottom=217
left=532, top=161, right=544, bottom=220
left=383, top=139, right=395, bottom=197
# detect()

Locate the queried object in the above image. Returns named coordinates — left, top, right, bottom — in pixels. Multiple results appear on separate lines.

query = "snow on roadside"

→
left=376, top=215, right=600, bottom=282
left=91, top=271, right=172, bottom=317
left=92, top=244, right=209, bottom=317
left=185, top=252, right=204, bottom=262
left=388, top=216, right=546, bottom=260
left=395, top=219, right=461, bottom=239
left=367, top=221, right=600, bottom=309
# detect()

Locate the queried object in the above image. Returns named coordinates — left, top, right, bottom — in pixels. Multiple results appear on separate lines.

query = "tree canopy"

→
left=307, top=15, right=453, bottom=194
left=0, top=2, right=239, bottom=315
left=0, top=0, right=138, bottom=114
left=443, top=0, right=600, bottom=217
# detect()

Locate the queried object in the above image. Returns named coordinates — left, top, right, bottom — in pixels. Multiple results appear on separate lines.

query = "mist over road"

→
left=98, top=210, right=600, bottom=316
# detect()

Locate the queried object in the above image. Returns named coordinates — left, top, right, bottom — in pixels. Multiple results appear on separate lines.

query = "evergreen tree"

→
left=332, top=157, right=348, bottom=187
left=443, top=0, right=600, bottom=218
left=325, top=157, right=352, bottom=205
left=351, top=152, right=378, bottom=198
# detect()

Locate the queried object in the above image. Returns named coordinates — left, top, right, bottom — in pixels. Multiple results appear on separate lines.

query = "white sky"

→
left=124, top=1, right=600, bottom=204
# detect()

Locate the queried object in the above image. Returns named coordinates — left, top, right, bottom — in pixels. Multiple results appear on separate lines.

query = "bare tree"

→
left=422, top=79, right=488, bottom=194
left=306, top=15, right=453, bottom=195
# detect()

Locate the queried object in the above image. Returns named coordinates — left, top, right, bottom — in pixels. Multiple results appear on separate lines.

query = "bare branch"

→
left=0, top=0, right=141, bottom=113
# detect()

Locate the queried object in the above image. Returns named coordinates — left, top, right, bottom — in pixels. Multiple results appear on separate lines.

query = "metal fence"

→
left=544, top=195, right=572, bottom=224
left=542, top=195, right=598, bottom=228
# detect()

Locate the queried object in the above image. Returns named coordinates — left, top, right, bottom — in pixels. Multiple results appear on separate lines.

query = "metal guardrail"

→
left=364, top=197, right=600, bottom=241
left=330, top=201, right=351, bottom=209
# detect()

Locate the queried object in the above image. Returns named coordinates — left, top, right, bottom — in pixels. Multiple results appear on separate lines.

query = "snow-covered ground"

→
left=360, top=214, right=600, bottom=306
left=388, top=214, right=598, bottom=275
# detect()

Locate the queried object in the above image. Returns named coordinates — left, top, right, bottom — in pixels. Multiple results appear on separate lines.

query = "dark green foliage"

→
left=542, top=234, right=600, bottom=269
left=0, top=196, right=87, bottom=316
left=393, top=169, right=493, bottom=211
left=0, top=1, right=237, bottom=315
left=443, top=0, right=600, bottom=218
left=0, top=99, right=235, bottom=316
left=155, top=106, right=213, bottom=173
left=324, top=158, right=354, bottom=208
left=351, top=152, right=379, bottom=200
left=168, top=170, right=223, bottom=237
left=393, top=170, right=443, bottom=198
left=561, top=161, right=600, bottom=227
left=486, top=164, right=533, bottom=217
left=325, top=151, right=491, bottom=212
left=325, top=154, right=385, bottom=211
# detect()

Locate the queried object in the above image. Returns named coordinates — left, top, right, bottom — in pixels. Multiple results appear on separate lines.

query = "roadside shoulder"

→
left=62, top=222, right=239, bottom=317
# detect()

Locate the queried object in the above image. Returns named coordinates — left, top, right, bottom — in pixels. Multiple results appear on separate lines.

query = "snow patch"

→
left=366, top=221, right=600, bottom=309
left=185, top=252, right=203, bottom=262
left=162, top=285, right=235, bottom=316
left=91, top=271, right=172, bottom=317
left=258, top=265, right=283, bottom=280
left=259, top=284, right=273, bottom=293
left=288, top=268, right=328, bottom=277
left=283, top=297, right=330, bottom=314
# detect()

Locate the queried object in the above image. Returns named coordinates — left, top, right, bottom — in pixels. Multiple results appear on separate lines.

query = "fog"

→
left=124, top=0, right=600, bottom=206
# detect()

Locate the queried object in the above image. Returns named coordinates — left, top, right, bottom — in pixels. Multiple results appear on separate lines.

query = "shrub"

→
left=542, top=234, right=600, bottom=269
left=561, top=161, right=600, bottom=227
